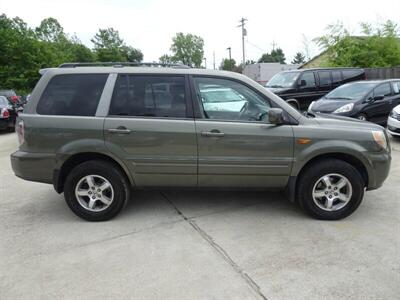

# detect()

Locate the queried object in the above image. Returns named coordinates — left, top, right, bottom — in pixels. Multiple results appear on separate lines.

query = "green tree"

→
left=315, top=20, right=400, bottom=67
left=219, top=58, right=236, bottom=71
left=258, top=48, right=286, bottom=64
left=91, top=28, right=125, bottom=61
left=170, top=33, right=204, bottom=67
left=91, top=28, right=143, bottom=62
left=291, top=52, right=306, bottom=64
left=159, top=54, right=174, bottom=64
left=122, top=45, right=143, bottom=62
left=35, top=17, right=66, bottom=43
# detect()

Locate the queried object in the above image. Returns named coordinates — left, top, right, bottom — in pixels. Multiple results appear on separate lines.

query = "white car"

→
left=387, top=105, right=400, bottom=137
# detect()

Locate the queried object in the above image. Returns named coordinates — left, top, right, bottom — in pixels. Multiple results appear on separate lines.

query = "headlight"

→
left=390, top=110, right=399, bottom=119
left=308, top=101, right=315, bottom=111
left=372, top=130, right=387, bottom=150
left=333, top=103, right=354, bottom=114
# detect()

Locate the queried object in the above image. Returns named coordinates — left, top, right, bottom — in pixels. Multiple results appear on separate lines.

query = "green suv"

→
left=11, top=63, right=391, bottom=221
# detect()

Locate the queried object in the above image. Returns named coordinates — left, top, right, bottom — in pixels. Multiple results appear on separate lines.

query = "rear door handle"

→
left=201, top=130, right=225, bottom=137
left=107, top=126, right=131, bottom=134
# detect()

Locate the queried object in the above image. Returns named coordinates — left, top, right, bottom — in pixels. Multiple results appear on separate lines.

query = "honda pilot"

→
left=11, top=63, right=391, bottom=221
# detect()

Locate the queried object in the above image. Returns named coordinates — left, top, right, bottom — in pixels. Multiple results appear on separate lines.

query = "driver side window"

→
left=194, top=77, right=271, bottom=122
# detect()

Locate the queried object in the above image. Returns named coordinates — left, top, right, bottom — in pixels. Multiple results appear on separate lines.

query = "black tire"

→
left=64, top=160, right=130, bottom=221
left=356, top=113, right=368, bottom=121
left=297, top=159, right=365, bottom=220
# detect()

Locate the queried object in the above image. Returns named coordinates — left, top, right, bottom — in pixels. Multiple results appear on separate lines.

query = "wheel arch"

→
left=54, top=152, right=134, bottom=193
left=286, top=152, right=369, bottom=202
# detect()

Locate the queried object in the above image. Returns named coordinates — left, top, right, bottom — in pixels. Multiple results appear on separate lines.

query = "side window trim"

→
left=107, top=74, right=193, bottom=119
left=96, top=73, right=117, bottom=117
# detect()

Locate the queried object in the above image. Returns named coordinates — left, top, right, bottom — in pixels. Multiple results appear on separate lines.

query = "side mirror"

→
left=373, top=95, right=384, bottom=101
left=268, top=108, right=284, bottom=125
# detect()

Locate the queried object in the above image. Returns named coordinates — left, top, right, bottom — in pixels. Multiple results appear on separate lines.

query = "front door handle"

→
left=201, top=130, right=225, bottom=137
left=107, top=126, right=131, bottom=134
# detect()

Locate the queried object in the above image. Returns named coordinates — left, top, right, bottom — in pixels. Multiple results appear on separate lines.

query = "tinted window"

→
left=374, top=83, right=391, bottom=97
left=332, top=71, right=342, bottom=84
left=37, top=74, right=107, bottom=116
left=392, top=82, right=400, bottom=95
left=318, top=71, right=331, bottom=86
left=299, top=72, right=316, bottom=88
left=109, top=75, right=187, bottom=118
left=194, top=77, right=271, bottom=122
left=342, top=69, right=363, bottom=80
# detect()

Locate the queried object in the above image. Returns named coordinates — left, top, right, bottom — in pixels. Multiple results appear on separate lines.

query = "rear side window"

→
left=392, top=82, right=400, bottom=95
left=109, top=75, right=187, bottom=118
left=342, top=69, right=363, bottom=80
left=332, top=71, right=342, bottom=84
left=318, top=71, right=331, bottom=86
left=374, top=83, right=392, bottom=97
left=37, top=74, right=108, bottom=116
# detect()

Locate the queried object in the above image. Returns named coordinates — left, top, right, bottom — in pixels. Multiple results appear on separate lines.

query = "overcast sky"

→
left=1, top=0, right=399, bottom=67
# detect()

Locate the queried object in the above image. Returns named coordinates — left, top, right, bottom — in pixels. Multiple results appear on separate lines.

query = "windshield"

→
left=265, top=72, right=300, bottom=88
left=324, top=82, right=377, bottom=100
left=200, top=88, right=245, bottom=103
left=0, top=96, right=8, bottom=106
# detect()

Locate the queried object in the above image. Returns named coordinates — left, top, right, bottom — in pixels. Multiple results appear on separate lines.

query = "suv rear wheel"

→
left=297, top=159, right=364, bottom=220
left=64, top=160, right=129, bottom=221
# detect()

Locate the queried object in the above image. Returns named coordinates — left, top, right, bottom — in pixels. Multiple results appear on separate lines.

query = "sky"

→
left=1, top=0, right=399, bottom=67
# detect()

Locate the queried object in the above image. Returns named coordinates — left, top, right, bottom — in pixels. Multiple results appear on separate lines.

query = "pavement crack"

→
left=161, top=192, right=268, bottom=300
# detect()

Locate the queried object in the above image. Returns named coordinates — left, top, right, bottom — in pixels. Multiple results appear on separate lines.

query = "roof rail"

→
left=58, top=62, right=191, bottom=69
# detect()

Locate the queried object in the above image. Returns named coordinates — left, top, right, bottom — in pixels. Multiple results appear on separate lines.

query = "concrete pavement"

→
left=0, top=131, right=399, bottom=299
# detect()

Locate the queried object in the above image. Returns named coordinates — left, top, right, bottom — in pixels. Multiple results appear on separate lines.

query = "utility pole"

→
left=213, top=51, right=216, bottom=70
left=238, top=18, right=247, bottom=66
left=226, top=47, right=232, bottom=61
left=203, top=57, right=207, bottom=69
left=271, top=40, right=277, bottom=51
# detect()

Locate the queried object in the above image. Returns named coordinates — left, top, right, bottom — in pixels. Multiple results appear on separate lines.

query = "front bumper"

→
left=11, top=150, right=55, bottom=184
left=387, top=116, right=400, bottom=136
left=363, top=150, right=391, bottom=190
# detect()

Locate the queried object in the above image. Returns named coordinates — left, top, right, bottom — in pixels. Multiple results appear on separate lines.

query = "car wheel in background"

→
left=64, top=160, right=130, bottom=221
left=356, top=113, right=368, bottom=121
left=297, top=159, right=364, bottom=220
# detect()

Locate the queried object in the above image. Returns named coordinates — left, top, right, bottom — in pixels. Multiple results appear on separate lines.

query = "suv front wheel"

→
left=297, top=159, right=365, bottom=220
left=64, top=160, right=130, bottom=221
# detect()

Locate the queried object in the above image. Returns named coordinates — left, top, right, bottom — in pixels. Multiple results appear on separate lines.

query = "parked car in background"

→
left=0, top=96, right=17, bottom=131
left=200, top=86, right=247, bottom=112
left=11, top=63, right=391, bottom=222
left=308, top=80, right=400, bottom=125
left=0, top=89, right=20, bottom=105
left=387, top=105, right=400, bottom=137
left=265, top=68, right=365, bottom=110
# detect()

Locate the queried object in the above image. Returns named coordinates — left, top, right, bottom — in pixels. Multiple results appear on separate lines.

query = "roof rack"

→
left=58, top=62, right=191, bottom=69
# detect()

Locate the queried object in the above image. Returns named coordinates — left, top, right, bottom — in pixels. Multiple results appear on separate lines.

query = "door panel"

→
left=196, top=120, right=294, bottom=188
left=104, top=74, right=197, bottom=187
left=104, top=118, right=197, bottom=186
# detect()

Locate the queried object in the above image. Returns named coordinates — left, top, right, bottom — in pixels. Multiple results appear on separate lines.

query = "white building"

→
left=243, top=63, right=300, bottom=86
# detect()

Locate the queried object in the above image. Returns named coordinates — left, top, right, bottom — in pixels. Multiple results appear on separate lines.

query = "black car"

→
left=308, top=80, right=400, bottom=124
left=265, top=68, right=365, bottom=110
left=0, top=96, right=18, bottom=131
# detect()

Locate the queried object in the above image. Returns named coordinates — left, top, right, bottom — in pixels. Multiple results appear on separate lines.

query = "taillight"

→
left=17, top=120, right=24, bottom=145
left=1, top=108, right=9, bottom=118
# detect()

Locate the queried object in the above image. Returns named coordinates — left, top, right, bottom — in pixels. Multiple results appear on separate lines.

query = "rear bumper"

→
left=10, top=150, right=55, bottom=184
left=0, top=118, right=12, bottom=130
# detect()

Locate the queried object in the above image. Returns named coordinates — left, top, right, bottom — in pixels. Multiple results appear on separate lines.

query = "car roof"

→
left=281, top=67, right=364, bottom=73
